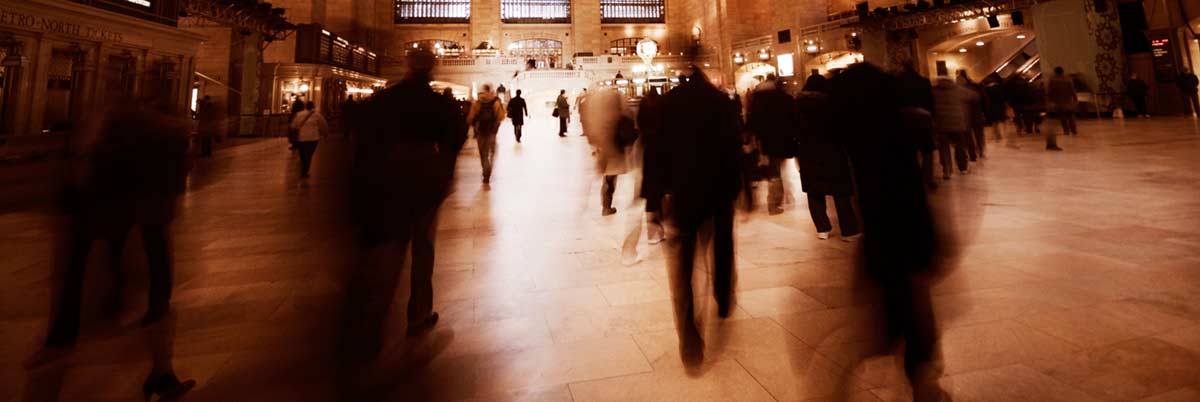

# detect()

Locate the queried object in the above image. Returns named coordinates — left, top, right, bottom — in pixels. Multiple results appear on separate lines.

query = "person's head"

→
left=802, top=74, right=829, bottom=93
left=766, top=73, right=777, bottom=81
left=560, top=89, right=566, bottom=95
left=305, top=101, right=315, bottom=111
left=481, top=84, right=493, bottom=94
left=515, top=89, right=522, bottom=96
left=406, top=49, right=437, bottom=83
left=1054, top=66, right=1065, bottom=76
left=442, top=87, right=453, bottom=97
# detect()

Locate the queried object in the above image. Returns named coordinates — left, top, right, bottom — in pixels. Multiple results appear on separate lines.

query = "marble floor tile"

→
left=568, top=359, right=776, bottom=402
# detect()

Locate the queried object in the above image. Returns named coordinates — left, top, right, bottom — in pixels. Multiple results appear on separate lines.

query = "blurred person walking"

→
left=794, top=75, right=860, bottom=241
left=896, top=62, right=938, bottom=188
left=468, top=84, right=506, bottom=184
left=288, top=97, right=304, bottom=150
left=583, top=89, right=637, bottom=216
left=1005, top=75, right=1044, bottom=136
left=507, top=89, right=529, bottom=143
left=341, top=50, right=467, bottom=370
left=982, top=73, right=1016, bottom=147
left=290, top=101, right=329, bottom=179
left=746, top=74, right=798, bottom=215
left=932, top=75, right=975, bottom=178
left=196, top=95, right=219, bottom=158
left=638, top=87, right=667, bottom=244
left=828, top=62, right=953, bottom=402
left=1047, top=66, right=1078, bottom=142
left=660, top=65, right=743, bottom=371
left=25, top=98, right=196, bottom=401
left=1178, top=69, right=1199, bottom=116
left=556, top=89, right=571, bottom=137
left=1126, top=73, right=1150, bottom=118
left=956, top=71, right=987, bottom=159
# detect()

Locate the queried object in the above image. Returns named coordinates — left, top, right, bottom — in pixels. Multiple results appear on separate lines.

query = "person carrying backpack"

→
left=467, top=84, right=507, bottom=184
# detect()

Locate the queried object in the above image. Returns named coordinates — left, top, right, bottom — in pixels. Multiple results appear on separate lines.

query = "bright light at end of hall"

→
left=975, top=41, right=985, bottom=46
left=958, top=48, right=967, bottom=53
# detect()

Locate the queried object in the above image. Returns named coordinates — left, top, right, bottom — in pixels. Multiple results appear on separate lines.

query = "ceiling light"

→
left=959, top=48, right=967, bottom=53
left=976, top=41, right=985, bottom=46
left=1016, top=34, right=1027, bottom=39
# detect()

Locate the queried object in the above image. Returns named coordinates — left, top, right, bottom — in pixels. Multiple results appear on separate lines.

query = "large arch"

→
left=734, top=62, right=777, bottom=94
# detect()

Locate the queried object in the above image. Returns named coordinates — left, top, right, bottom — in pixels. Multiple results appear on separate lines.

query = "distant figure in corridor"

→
left=342, top=50, right=466, bottom=368
left=290, top=101, right=329, bottom=178
left=468, top=84, right=506, bottom=184
left=746, top=73, right=798, bottom=215
left=556, top=89, right=571, bottom=137
left=1047, top=66, right=1078, bottom=142
left=660, top=64, right=742, bottom=371
left=794, top=75, right=859, bottom=241
left=956, top=70, right=987, bottom=160
left=582, top=88, right=637, bottom=216
left=196, top=95, right=219, bottom=157
left=1177, top=68, right=1199, bottom=116
left=25, top=97, right=195, bottom=401
left=982, top=73, right=1015, bottom=147
left=507, top=89, right=529, bottom=143
left=828, top=62, right=953, bottom=402
left=1126, top=73, right=1150, bottom=118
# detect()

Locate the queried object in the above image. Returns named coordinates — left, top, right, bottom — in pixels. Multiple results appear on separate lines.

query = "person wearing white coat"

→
left=290, top=101, right=329, bottom=178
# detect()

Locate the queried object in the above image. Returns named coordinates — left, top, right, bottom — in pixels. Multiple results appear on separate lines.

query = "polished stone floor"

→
left=2, top=116, right=1199, bottom=402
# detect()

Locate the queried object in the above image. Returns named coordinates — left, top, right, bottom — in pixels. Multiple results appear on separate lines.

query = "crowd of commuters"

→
left=23, top=42, right=1200, bottom=402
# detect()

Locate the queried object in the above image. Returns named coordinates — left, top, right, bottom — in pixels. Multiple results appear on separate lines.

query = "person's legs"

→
left=920, top=148, right=936, bottom=186
left=832, top=195, right=860, bottom=236
left=1188, top=93, right=1200, bottom=116
left=973, top=125, right=986, bottom=158
left=601, top=175, right=617, bottom=214
left=514, top=124, right=522, bottom=142
left=766, top=157, right=785, bottom=214
left=960, top=127, right=978, bottom=162
left=44, top=221, right=94, bottom=348
left=807, top=193, right=833, bottom=234
left=936, top=132, right=952, bottom=179
left=298, top=141, right=318, bottom=177
left=558, top=115, right=568, bottom=136
left=1046, top=118, right=1061, bottom=149
left=1133, top=97, right=1147, bottom=117
left=711, top=204, right=735, bottom=318
left=1067, top=112, right=1077, bottom=135
left=477, top=134, right=495, bottom=181
left=666, top=220, right=703, bottom=366
left=407, top=204, right=440, bottom=330
left=141, top=226, right=173, bottom=324
left=952, top=131, right=969, bottom=173
left=645, top=194, right=664, bottom=243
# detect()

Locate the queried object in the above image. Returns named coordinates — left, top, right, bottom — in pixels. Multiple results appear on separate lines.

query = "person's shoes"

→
left=558, top=133, right=566, bottom=137
left=143, top=372, right=196, bottom=402
left=602, top=207, right=617, bottom=216
left=406, top=312, right=439, bottom=337
left=817, top=231, right=831, bottom=240
left=959, top=168, right=969, bottom=175
left=942, top=173, right=951, bottom=180
left=768, top=207, right=784, bottom=215
left=482, top=176, right=490, bottom=184
left=647, top=224, right=665, bottom=244
left=678, top=326, right=705, bottom=371
left=841, top=233, right=862, bottom=242
left=1046, top=145, right=1064, bottom=151
left=23, top=346, right=73, bottom=369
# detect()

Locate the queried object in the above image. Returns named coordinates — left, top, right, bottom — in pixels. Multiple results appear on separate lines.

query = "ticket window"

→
left=43, top=50, right=77, bottom=133
left=103, top=54, right=138, bottom=103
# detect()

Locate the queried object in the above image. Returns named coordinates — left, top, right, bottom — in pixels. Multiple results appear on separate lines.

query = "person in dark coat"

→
left=982, top=73, right=1013, bottom=146
left=556, top=89, right=571, bottom=137
left=638, top=87, right=667, bottom=244
left=896, top=62, right=938, bottom=188
left=507, top=89, right=529, bottom=142
left=794, top=76, right=859, bottom=240
left=956, top=71, right=987, bottom=159
left=196, top=96, right=219, bottom=157
left=827, top=62, right=952, bottom=402
left=340, top=50, right=467, bottom=372
left=660, top=66, right=742, bottom=371
left=1046, top=66, right=1078, bottom=141
left=747, top=74, right=798, bottom=215
left=1178, top=69, right=1199, bottom=116
left=26, top=97, right=196, bottom=401
left=1126, top=73, right=1150, bottom=118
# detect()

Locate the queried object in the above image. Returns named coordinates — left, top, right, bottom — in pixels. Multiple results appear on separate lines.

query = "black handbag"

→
left=552, top=108, right=560, bottom=118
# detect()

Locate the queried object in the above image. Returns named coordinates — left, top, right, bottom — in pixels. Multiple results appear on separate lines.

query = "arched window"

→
left=609, top=38, right=641, bottom=55
left=395, top=0, right=471, bottom=23
left=404, top=39, right=465, bottom=57
left=501, top=0, right=570, bottom=24
left=601, top=0, right=664, bottom=23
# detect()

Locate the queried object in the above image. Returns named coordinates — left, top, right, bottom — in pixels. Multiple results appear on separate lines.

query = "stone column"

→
left=69, top=46, right=98, bottom=126
left=27, top=38, right=53, bottom=134
left=2, top=39, right=33, bottom=135
left=572, top=0, right=602, bottom=56
left=470, top=0, right=500, bottom=53
left=859, top=28, right=916, bottom=72
left=230, top=31, right=264, bottom=136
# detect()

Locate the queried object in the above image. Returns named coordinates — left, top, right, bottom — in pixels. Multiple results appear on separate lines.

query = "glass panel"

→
left=395, top=0, right=471, bottom=24
left=501, top=0, right=570, bottom=24
left=601, top=0, right=664, bottom=23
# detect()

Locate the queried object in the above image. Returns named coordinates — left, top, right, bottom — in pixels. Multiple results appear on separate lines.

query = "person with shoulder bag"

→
left=290, top=101, right=329, bottom=178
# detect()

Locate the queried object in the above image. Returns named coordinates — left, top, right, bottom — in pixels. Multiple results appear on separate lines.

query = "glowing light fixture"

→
left=975, top=41, right=985, bottom=46
left=1016, top=34, right=1027, bottom=39
left=299, top=83, right=311, bottom=92
left=958, top=48, right=967, bottom=53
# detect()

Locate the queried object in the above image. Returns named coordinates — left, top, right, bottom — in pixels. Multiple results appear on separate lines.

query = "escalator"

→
left=992, top=38, right=1041, bottom=82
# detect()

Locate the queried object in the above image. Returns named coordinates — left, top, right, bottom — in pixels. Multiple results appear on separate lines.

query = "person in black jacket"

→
left=638, top=87, right=667, bottom=243
left=794, top=76, right=859, bottom=240
left=1126, top=73, right=1150, bottom=118
left=896, top=62, right=937, bottom=188
left=507, top=89, right=529, bottom=142
left=747, top=74, right=798, bottom=215
left=341, top=50, right=467, bottom=371
left=1178, top=69, right=1199, bottom=116
left=660, top=65, right=742, bottom=372
left=982, top=73, right=1014, bottom=146
left=827, top=62, right=952, bottom=402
